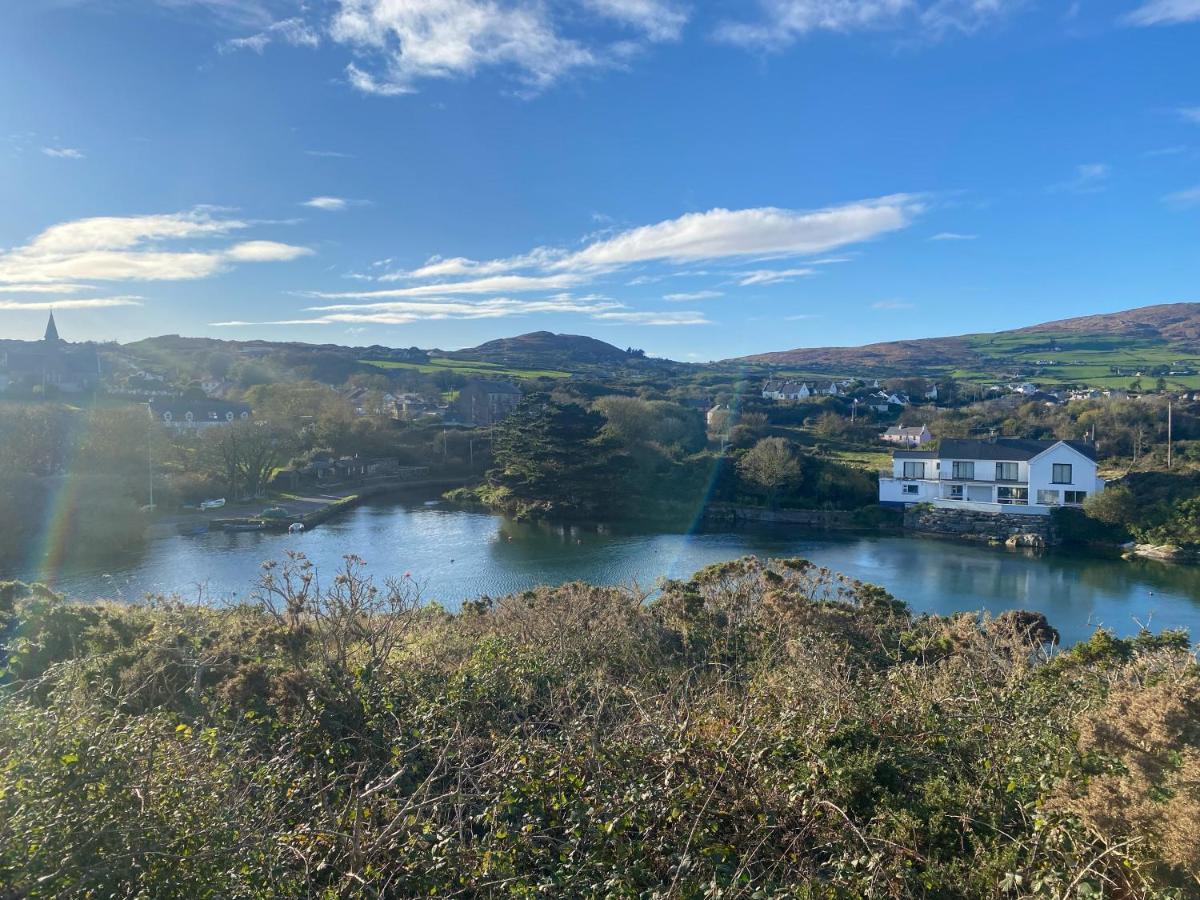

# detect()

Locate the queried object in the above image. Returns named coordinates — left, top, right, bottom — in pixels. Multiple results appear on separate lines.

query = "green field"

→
left=957, top=331, right=1200, bottom=390
left=360, top=357, right=571, bottom=380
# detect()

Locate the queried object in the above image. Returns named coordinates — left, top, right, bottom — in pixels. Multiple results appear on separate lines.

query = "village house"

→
left=1, top=313, right=100, bottom=394
left=149, top=398, right=251, bottom=431
left=879, top=437, right=1105, bottom=515
left=453, top=379, right=522, bottom=425
left=761, top=380, right=810, bottom=401
left=881, top=424, right=932, bottom=447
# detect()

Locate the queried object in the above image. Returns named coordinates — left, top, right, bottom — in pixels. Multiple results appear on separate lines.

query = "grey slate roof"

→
left=936, top=438, right=1097, bottom=462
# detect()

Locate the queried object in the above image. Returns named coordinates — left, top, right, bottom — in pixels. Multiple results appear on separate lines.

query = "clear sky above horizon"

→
left=1, top=0, right=1198, bottom=360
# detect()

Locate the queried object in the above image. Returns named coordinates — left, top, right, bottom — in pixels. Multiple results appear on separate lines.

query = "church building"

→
left=1, top=312, right=101, bottom=394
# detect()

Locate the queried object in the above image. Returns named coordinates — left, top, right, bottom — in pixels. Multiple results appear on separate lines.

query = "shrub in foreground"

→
left=0, top=555, right=1197, bottom=898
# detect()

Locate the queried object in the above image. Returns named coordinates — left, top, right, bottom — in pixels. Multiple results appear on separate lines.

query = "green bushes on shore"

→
left=1, top=558, right=1198, bottom=897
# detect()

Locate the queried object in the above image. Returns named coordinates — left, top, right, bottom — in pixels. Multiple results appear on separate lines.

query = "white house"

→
left=879, top=437, right=1105, bottom=515
left=149, top=399, right=251, bottom=431
left=762, top=380, right=811, bottom=401
left=881, top=424, right=932, bottom=447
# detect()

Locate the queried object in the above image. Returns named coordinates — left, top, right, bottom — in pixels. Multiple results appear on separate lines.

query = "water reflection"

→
left=17, top=496, right=1200, bottom=646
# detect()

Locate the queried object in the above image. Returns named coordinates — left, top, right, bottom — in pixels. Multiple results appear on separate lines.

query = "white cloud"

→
left=930, top=231, right=977, bottom=240
left=330, top=0, right=598, bottom=95
left=1125, top=0, right=1200, bottom=25
left=221, top=17, right=321, bottom=53
left=302, top=195, right=350, bottom=211
left=0, top=283, right=88, bottom=294
left=581, top=0, right=689, bottom=41
left=214, top=293, right=626, bottom=326
left=663, top=290, right=723, bottom=301
left=737, top=267, right=816, bottom=286
left=1049, top=163, right=1111, bottom=194
left=556, top=196, right=921, bottom=270
left=715, top=0, right=1020, bottom=48
left=591, top=309, right=710, bottom=325
left=224, top=240, right=313, bottom=262
left=1177, top=107, right=1200, bottom=124
left=784, top=313, right=822, bottom=320
left=305, top=149, right=356, bottom=159
left=42, top=147, right=85, bottom=160
left=310, top=272, right=583, bottom=299
left=1164, top=184, right=1200, bottom=207
left=0, top=209, right=309, bottom=288
left=871, top=299, right=914, bottom=309
left=0, top=296, right=143, bottom=311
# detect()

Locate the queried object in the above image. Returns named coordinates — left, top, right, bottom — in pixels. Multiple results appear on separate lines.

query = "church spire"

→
left=44, top=311, right=60, bottom=343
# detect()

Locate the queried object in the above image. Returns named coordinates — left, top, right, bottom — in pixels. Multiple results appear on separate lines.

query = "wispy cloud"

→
left=42, top=147, right=85, bottom=160
left=1144, top=145, right=1187, bottom=157
left=663, top=290, right=723, bottom=301
left=305, top=149, right=356, bottom=159
left=1176, top=107, right=1200, bottom=124
left=556, top=197, right=922, bottom=270
left=591, top=309, right=710, bottom=325
left=221, top=17, right=321, bottom=53
left=1049, top=163, right=1111, bottom=194
left=274, top=195, right=917, bottom=330
left=0, top=296, right=143, bottom=311
left=1163, top=184, right=1200, bottom=208
left=581, top=0, right=689, bottom=41
left=715, top=0, right=1023, bottom=50
left=311, top=273, right=584, bottom=299
left=736, top=267, right=816, bottom=286
left=1124, top=0, right=1200, bottom=25
left=930, top=231, right=977, bottom=240
left=871, top=299, right=914, bottom=310
left=302, top=196, right=350, bottom=211
left=0, top=209, right=310, bottom=289
left=0, top=283, right=88, bottom=294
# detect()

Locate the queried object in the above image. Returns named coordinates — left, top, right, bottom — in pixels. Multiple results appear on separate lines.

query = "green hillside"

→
left=740, top=303, right=1200, bottom=388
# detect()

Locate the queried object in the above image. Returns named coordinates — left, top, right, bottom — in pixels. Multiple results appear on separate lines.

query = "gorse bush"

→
left=1, top=556, right=1197, bottom=898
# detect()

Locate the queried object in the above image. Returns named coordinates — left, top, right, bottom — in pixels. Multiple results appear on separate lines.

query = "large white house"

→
left=879, top=438, right=1105, bottom=515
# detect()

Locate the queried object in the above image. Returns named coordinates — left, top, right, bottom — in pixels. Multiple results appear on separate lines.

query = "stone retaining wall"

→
left=904, top=506, right=1055, bottom=546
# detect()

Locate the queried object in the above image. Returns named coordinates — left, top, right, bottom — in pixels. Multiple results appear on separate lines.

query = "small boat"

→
left=200, top=498, right=226, bottom=510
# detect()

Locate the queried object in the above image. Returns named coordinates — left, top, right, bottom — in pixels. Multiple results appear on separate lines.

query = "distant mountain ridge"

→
left=737, top=303, right=1200, bottom=375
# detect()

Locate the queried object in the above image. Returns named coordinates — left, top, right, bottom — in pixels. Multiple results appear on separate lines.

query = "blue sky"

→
left=1, top=0, right=1198, bottom=361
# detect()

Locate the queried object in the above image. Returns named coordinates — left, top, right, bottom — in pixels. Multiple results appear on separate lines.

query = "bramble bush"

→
left=0, top=557, right=1197, bottom=898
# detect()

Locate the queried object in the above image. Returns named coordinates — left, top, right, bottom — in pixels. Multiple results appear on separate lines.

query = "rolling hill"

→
left=447, top=331, right=653, bottom=369
left=737, top=303, right=1200, bottom=388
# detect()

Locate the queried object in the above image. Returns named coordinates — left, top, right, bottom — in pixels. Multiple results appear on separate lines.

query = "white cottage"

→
left=879, top=437, right=1105, bottom=515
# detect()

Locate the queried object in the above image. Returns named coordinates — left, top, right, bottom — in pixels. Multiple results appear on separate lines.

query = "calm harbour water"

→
left=20, top=497, right=1200, bottom=646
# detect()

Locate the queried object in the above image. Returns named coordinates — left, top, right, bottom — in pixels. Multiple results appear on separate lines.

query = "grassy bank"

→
left=1, top=557, right=1197, bottom=897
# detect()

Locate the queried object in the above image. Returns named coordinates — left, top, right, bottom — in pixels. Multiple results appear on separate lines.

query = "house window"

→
left=1052, top=463, right=1073, bottom=484
left=903, top=484, right=919, bottom=495
left=951, top=461, right=975, bottom=480
left=902, top=461, right=926, bottom=479
left=1037, top=489, right=1060, bottom=506
left=1064, top=491, right=1088, bottom=505
left=996, top=462, right=1019, bottom=481
left=997, top=486, right=1029, bottom=505
left=948, top=484, right=964, bottom=500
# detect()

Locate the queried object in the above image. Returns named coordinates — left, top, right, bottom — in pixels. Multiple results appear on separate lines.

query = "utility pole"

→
left=147, top=418, right=154, bottom=509
left=1168, top=400, right=1173, bottom=470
